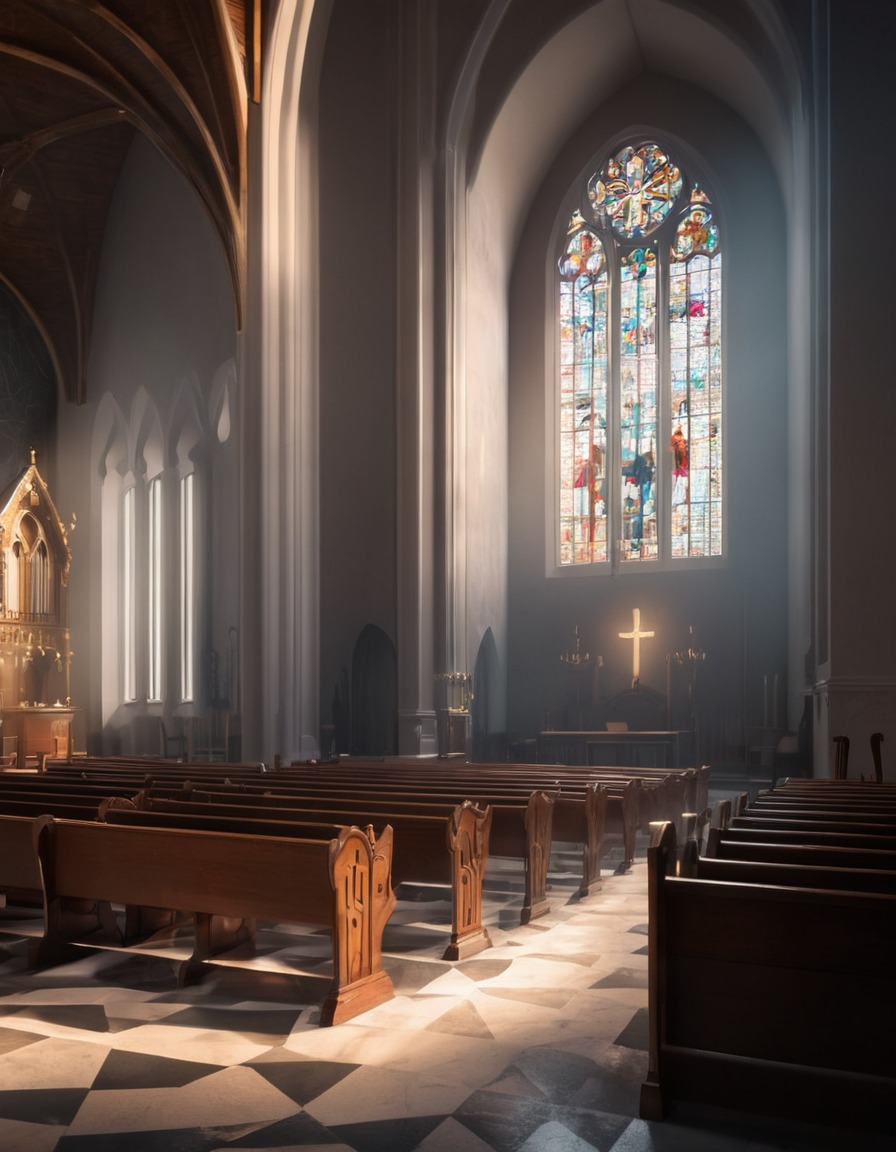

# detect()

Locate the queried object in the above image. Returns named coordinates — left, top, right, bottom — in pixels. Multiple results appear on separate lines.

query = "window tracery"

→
left=558, top=141, right=723, bottom=568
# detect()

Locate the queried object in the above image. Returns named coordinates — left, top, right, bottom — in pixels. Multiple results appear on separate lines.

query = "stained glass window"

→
left=122, top=486, right=137, bottom=702
left=557, top=142, right=723, bottom=568
left=180, top=472, right=195, bottom=703
left=147, top=476, right=163, bottom=703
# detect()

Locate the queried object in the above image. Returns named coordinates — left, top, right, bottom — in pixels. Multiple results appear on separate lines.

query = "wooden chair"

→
left=871, top=731, right=884, bottom=784
left=833, top=734, right=849, bottom=780
left=160, top=719, right=186, bottom=759
left=186, top=710, right=229, bottom=761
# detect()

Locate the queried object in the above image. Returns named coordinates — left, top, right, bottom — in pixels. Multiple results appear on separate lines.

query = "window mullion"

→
left=556, top=141, right=722, bottom=572
left=608, top=261, right=622, bottom=574
left=656, top=245, right=670, bottom=564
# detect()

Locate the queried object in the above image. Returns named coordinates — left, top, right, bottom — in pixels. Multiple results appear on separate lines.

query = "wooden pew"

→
left=687, top=855, right=896, bottom=893
left=273, top=758, right=652, bottom=872
left=0, top=776, right=156, bottom=904
left=704, top=826, right=896, bottom=872
left=296, top=757, right=708, bottom=842
left=0, top=772, right=497, bottom=961
left=750, top=794, right=896, bottom=814
left=640, top=821, right=896, bottom=1132
left=774, top=778, right=896, bottom=795
left=147, top=782, right=559, bottom=923
left=0, top=814, right=44, bottom=905
left=40, top=752, right=694, bottom=874
left=36, top=750, right=699, bottom=879
left=0, top=766, right=552, bottom=928
left=717, top=797, right=896, bottom=841
left=105, top=794, right=494, bottom=961
left=26, top=813, right=396, bottom=1026
left=730, top=812, right=896, bottom=834
left=718, top=824, right=896, bottom=851
left=45, top=755, right=269, bottom=777
left=323, top=758, right=709, bottom=818
left=280, top=765, right=618, bottom=886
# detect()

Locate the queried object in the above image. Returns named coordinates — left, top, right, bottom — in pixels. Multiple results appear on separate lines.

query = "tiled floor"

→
left=0, top=796, right=889, bottom=1152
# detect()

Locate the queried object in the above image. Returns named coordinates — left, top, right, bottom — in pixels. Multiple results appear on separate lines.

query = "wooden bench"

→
left=718, top=824, right=896, bottom=851
left=32, top=751, right=700, bottom=883
left=704, top=826, right=896, bottom=871
left=774, top=778, right=896, bottom=795
left=750, top=794, right=896, bottom=814
left=0, top=772, right=496, bottom=962
left=26, top=812, right=396, bottom=1026
left=0, top=814, right=44, bottom=905
left=730, top=811, right=896, bottom=834
left=40, top=753, right=699, bottom=874
left=276, top=758, right=654, bottom=873
left=0, top=766, right=548, bottom=927
left=105, top=794, right=494, bottom=961
left=280, top=765, right=617, bottom=886
left=44, top=755, right=269, bottom=777
left=640, top=820, right=896, bottom=1132
left=683, top=852, right=896, bottom=894
left=147, top=781, right=558, bottom=923
left=298, top=757, right=708, bottom=845
left=0, top=774, right=162, bottom=904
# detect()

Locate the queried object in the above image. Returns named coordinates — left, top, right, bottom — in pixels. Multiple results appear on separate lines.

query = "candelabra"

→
left=671, top=626, right=706, bottom=733
left=434, top=672, right=473, bottom=757
left=561, top=625, right=593, bottom=668
left=561, top=627, right=602, bottom=730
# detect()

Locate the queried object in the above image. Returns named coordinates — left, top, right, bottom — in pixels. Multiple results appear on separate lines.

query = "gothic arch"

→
left=459, top=0, right=814, bottom=739
left=472, top=627, right=501, bottom=761
left=208, top=358, right=237, bottom=446
left=351, top=624, right=397, bottom=757
left=131, top=386, right=164, bottom=482
left=169, top=371, right=207, bottom=471
left=91, top=393, right=129, bottom=483
left=242, top=0, right=332, bottom=761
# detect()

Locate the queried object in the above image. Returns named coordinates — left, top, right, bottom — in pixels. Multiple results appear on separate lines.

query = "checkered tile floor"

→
left=0, top=819, right=887, bottom=1151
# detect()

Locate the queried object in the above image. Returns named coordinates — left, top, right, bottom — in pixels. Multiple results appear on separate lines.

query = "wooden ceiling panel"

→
left=0, top=0, right=247, bottom=404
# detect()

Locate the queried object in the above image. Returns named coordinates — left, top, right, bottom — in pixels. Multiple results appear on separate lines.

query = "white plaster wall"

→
left=505, top=74, right=788, bottom=753
left=464, top=175, right=510, bottom=734
left=56, top=134, right=238, bottom=753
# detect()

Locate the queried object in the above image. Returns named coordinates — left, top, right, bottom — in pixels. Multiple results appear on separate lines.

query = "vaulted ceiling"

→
left=0, top=0, right=252, bottom=405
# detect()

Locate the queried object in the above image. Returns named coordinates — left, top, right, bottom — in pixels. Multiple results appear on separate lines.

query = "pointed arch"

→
left=472, top=627, right=502, bottom=761
left=91, top=392, right=132, bottom=723
left=169, top=371, right=207, bottom=469
left=132, top=386, right=164, bottom=481
left=243, top=0, right=332, bottom=761
left=208, top=358, right=237, bottom=445
left=351, top=624, right=397, bottom=756
left=92, top=393, right=129, bottom=483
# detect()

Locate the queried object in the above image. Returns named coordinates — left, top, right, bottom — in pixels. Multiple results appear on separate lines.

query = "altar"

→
left=2, top=706, right=78, bottom=768
left=537, top=728, right=695, bottom=769
left=0, top=453, right=76, bottom=767
left=548, top=608, right=703, bottom=769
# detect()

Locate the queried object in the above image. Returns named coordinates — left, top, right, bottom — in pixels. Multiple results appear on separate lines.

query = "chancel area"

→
left=0, top=1, right=894, bottom=1149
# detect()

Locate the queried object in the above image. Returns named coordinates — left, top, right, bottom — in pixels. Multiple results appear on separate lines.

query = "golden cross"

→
left=618, top=607, right=655, bottom=686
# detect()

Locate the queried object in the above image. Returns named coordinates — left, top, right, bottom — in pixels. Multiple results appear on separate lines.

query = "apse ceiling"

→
left=0, top=0, right=251, bottom=405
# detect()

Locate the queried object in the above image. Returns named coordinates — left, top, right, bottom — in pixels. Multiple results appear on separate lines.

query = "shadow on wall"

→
left=473, top=627, right=506, bottom=760
left=349, top=623, right=397, bottom=756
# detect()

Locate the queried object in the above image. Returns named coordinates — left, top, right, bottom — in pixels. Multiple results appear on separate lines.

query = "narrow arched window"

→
left=122, top=486, right=137, bottom=702
left=558, top=141, right=722, bottom=569
left=31, top=539, right=50, bottom=617
left=147, top=475, right=163, bottom=702
left=179, top=471, right=195, bottom=703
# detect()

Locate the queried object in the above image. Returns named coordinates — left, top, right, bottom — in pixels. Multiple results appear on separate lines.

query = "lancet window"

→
left=557, top=141, right=723, bottom=569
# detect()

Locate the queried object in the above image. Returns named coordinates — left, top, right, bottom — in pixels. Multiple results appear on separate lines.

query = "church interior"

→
left=0, top=0, right=894, bottom=1148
